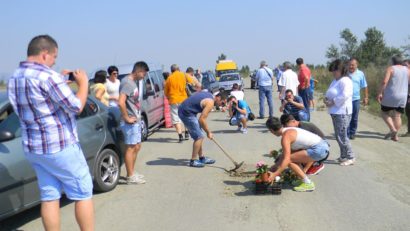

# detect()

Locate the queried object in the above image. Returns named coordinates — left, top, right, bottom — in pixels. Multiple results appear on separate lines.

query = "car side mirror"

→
left=0, top=130, right=15, bottom=142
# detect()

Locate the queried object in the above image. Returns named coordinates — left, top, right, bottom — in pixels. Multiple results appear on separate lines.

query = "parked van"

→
left=90, top=62, right=165, bottom=141
left=215, top=60, right=238, bottom=80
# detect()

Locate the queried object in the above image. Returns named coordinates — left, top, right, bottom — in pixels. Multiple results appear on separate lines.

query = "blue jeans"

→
left=348, top=100, right=360, bottom=137
left=258, top=85, right=273, bottom=118
left=296, top=110, right=310, bottom=122
left=298, top=88, right=310, bottom=121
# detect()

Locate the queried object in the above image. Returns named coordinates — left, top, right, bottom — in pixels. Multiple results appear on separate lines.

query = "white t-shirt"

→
left=325, top=76, right=353, bottom=115
left=278, top=69, right=299, bottom=99
left=105, top=78, right=120, bottom=106
left=230, top=90, right=244, bottom=100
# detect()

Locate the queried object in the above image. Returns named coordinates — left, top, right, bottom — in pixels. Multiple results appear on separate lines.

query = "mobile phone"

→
left=68, top=72, right=75, bottom=81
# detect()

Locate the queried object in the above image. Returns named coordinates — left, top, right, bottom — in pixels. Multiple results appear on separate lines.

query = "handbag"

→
left=247, top=105, right=255, bottom=121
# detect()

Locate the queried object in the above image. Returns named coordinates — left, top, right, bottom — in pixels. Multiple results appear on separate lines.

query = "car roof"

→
left=90, top=62, right=163, bottom=78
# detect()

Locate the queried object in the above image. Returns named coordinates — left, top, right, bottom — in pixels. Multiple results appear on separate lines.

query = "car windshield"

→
left=219, top=74, right=239, bottom=82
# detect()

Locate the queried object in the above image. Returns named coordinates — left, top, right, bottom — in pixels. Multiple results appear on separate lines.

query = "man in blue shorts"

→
left=8, top=35, right=94, bottom=230
left=118, top=61, right=149, bottom=184
left=178, top=91, right=226, bottom=167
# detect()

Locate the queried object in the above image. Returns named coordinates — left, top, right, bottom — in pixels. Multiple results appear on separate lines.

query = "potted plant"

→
left=256, top=161, right=269, bottom=182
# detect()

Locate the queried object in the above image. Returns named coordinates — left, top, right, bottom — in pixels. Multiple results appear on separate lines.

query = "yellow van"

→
left=215, top=60, right=237, bottom=80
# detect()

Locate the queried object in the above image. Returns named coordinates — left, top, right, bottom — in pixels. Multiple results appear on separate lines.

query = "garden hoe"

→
left=212, top=137, right=244, bottom=172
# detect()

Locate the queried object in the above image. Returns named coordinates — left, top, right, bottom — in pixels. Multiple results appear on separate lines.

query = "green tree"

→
left=339, top=28, right=358, bottom=60
left=326, top=27, right=403, bottom=67
left=217, top=53, right=227, bottom=62
left=239, top=65, right=250, bottom=78
left=326, top=44, right=340, bottom=61
left=356, top=27, right=387, bottom=66
left=401, top=35, right=410, bottom=58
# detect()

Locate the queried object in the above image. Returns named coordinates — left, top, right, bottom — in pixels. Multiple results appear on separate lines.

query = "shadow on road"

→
left=145, top=157, right=190, bottom=166
left=0, top=196, right=73, bottom=231
left=145, top=137, right=179, bottom=143
left=223, top=180, right=291, bottom=196
left=355, top=131, right=386, bottom=140
left=212, top=129, right=241, bottom=134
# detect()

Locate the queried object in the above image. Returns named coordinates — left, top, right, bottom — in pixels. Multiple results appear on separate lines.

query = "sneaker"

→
left=134, top=172, right=145, bottom=179
left=293, top=181, right=315, bottom=192
left=185, top=131, right=190, bottom=140
left=306, top=163, right=325, bottom=175
left=336, top=157, right=348, bottom=163
left=349, top=134, right=355, bottom=140
left=340, top=158, right=355, bottom=166
left=241, top=128, right=248, bottom=134
left=291, top=179, right=303, bottom=186
left=236, top=126, right=242, bottom=131
left=178, top=134, right=183, bottom=143
left=126, top=175, right=146, bottom=184
left=199, top=156, right=216, bottom=164
left=257, top=116, right=265, bottom=119
left=189, top=159, right=205, bottom=168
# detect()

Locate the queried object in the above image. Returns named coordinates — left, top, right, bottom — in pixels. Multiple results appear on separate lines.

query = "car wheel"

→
left=140, top=115, right=148, bottom=141
left=93, top=149, right=120, bottom=192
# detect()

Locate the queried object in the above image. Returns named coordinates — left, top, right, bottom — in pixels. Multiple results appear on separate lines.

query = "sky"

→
left=1, top=0, right=409, bottom=78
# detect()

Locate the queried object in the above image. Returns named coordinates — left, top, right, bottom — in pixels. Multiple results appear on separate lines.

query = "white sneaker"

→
left=241, top=128, right=248, bottom=134
left=134, top=172, right=145, bottom=178
left=340, top=158, right=355, bottom=166
left=126, top=175, right=146, bottom=184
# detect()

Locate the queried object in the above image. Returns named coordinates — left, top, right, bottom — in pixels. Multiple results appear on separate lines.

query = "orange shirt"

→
left=164, top=71, right=195, bottom=104
left=298, top=64, right=311, bottom=89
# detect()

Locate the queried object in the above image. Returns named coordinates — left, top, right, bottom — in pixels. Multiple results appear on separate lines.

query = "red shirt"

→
left=298, top=65, right=311, bottom=89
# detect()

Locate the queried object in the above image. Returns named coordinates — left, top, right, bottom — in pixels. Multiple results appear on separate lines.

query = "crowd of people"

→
left=7, top=34, right=410, bottom=230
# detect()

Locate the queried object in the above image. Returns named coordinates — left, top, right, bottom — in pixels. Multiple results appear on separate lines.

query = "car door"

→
left=142, top=74, right=157, bottom=128
left=0, top=104, right=39, bottom=219
left=149, top=70, right=164, bottom=123
left=76, top=98, right=106, bottom=170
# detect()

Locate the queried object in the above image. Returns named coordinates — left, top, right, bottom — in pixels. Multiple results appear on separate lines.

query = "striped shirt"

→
left=8, top=61, right=82, bottom=154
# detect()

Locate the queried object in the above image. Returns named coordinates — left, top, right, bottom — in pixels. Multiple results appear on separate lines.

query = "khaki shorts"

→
left=171, top=104, right=182, bottom=124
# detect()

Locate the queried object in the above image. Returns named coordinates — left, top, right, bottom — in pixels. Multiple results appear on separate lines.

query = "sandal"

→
left=391, top=131, right=399, bottom=142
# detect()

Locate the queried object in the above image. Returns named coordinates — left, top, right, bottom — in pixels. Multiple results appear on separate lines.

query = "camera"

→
left=232, top=101, right=237, bottom=107
left=68, top=72, right=75, bottom=81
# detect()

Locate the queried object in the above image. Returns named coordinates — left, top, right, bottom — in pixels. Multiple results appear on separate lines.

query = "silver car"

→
left=217, top=72, right=244, bottom=92
left=0, top=93, right=125, bottom=221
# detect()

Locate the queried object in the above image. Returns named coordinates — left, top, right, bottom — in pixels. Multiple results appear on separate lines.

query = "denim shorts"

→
left=25, top=143, right=93, bottom=201
left=306, top=140, right=329, bottom=161
left=180, top=115, right=204, bottom=141
left=235, top=113, right=247, bottom=121
left=120, top=121, right=141, bottom=145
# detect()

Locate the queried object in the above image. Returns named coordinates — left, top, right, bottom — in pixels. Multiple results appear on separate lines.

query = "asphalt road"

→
left=2, top=88, right=410, bottom=231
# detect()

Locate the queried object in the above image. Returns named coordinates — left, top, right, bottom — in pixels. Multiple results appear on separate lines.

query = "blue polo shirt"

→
left=349, top=69, right=367, bottom=101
